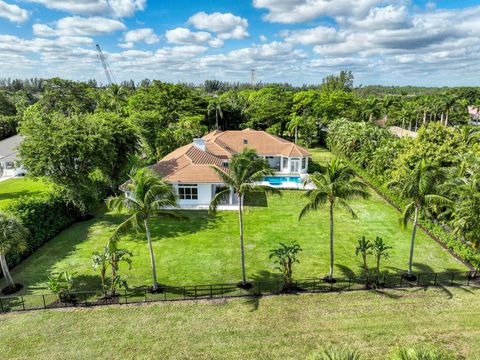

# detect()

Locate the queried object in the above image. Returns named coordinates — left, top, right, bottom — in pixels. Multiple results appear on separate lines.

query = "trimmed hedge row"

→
left=330, top=148, right=480, bottom=268
left=5, top=194, right=81, bottom=269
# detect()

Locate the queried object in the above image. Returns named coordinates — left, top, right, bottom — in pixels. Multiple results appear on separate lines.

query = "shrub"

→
left=0, top=116, right=17, bottom=140
left=5, top=194, right=81, bottom=268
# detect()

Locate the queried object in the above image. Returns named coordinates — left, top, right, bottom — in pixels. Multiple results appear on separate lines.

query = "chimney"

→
left=193, top=138, right=206, bottom=151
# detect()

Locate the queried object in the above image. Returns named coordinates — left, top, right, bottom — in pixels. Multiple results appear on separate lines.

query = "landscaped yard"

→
left=1, top=185, right=467, bottom=294
left=1, top=287, right=479, bottom=359
left=0, top=177, right=52, bottom=208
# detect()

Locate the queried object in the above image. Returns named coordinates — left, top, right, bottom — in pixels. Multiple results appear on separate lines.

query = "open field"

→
left=0, top=177, right=52, bottom=208
left=1, top=287, right=479, bottom=359
left=1, top=186, right=467, bottom=294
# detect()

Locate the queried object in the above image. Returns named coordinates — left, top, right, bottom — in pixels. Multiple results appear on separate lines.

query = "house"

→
left=151, top=129, right=311, bottom=209
left=467, top=106, right=480, bottom=125
left=0, top=134, right=25, bottom=177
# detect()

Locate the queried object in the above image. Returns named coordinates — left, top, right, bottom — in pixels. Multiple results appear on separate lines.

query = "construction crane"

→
left=96, top=44, right=115, bottom=85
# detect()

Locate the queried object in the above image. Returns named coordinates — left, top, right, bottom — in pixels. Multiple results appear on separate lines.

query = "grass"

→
left=1, top=191, right=466, bottom=294
left=0, top=147, right=468, bottom=293
left=0, top=177, right=52, bottom=208
left=1, top=287, right=479, bottom=359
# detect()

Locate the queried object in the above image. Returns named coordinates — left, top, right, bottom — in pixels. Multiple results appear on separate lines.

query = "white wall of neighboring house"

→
left=174, top=183, right=214, bottom=206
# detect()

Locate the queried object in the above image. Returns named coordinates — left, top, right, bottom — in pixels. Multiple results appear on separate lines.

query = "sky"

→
left=0, top=0, right=480, bottom=86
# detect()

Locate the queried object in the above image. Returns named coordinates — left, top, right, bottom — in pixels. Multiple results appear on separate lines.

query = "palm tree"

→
left=104, top=84, right=128, bottom=114
left=388, top=161, right=451, bottom=278
left=288, top=114, right=303, bottom=144
left=107, top=167, right=185, bottom=291
left=209, top=148, right=279, bottom=287
left=299, top=159, right=370, bottom=281
left=441, top=94, right=457, bottom=126
left=0, top=213, right=28, bottom=291
left=207, top=96, right=224, bottom=130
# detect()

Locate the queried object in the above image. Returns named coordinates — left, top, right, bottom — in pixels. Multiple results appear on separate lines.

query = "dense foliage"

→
left=328, top=120, right=480, bottom=265
left=5, top=194, right=81, bottom=269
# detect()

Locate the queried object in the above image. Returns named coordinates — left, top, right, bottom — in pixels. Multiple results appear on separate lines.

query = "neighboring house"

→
left=389, top=126, right=418, bottom=138
left=0, top=134, right=25, bottom=177
left=467, top=106, right=480, bottom=125
left=151, top=129, right=311, bottom=209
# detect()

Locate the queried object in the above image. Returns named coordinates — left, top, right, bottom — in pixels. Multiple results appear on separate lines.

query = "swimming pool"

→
left=263, top=176, right=302, bottom=186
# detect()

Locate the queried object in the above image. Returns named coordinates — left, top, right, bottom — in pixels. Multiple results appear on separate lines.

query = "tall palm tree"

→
left=388, top=161, right=451, bottom=278
left=0, top=213, right=28, bottom=291
left=207, top=96, right=224, bottom=130
left=209, top=148, right=279, bottom=287
left=299, top=159, right=370, bottom=281
left=288, top=114, right=304, bottom=144
left=107, top=167, right=184, bottom=291
left=441, top=94, right=457, bottom=126
left=104, top=84, right=128, bottom=114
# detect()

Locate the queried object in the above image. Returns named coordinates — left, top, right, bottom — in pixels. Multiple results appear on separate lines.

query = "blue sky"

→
left=0, top=0, right=480, bottom=86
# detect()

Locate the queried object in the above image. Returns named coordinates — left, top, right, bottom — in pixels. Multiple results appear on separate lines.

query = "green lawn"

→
left=0, top=177, right=52, bottom=208
left=1, top=287, right=479, bottom=359
left=2, top=188, right=467, bottom=294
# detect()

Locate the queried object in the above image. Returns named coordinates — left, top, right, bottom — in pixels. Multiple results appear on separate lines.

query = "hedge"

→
left=4, top=194, right=82, bottom=269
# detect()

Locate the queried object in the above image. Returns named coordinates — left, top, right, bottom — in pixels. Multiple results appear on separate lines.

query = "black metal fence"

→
left=1, top=270, right=478, bottom=313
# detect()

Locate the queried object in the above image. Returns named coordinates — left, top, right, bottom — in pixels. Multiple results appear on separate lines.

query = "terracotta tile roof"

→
left=207, top=129, right=311, bottom=157
left=151, top=144, right=226, bottom=183
left=151, top=129, right=310, bottom=183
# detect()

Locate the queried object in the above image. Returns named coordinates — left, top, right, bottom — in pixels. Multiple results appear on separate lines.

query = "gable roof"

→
left=152, top=129, right=310, bottom=183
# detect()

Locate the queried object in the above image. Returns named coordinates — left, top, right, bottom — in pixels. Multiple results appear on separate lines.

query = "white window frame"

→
left=178, top=184, right=198, bottom=200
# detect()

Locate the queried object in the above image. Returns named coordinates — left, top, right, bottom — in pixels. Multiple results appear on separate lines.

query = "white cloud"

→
left=0, top=0, right=29, bottom=23
left=340, top=5, right=412, bottom=30
left=188, top=12, right=249, bottom=39
left=33, top=16, right=126, bottom=37
left=253, top=0, right=384, bottom=24
left=123, top=28, right=160, bottom=44
left=165, top=27, right=223, bottom=48
left=282, top=26, right=344, bottom=45
left=27, top=0, right=146, bottom=18
left=118, top=42, right=134, bottom=49
left=259, top=35, right=268, bottom=42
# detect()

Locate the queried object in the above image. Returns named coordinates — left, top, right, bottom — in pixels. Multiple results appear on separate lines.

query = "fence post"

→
left=399, top=274, right=403, bottom=287
left=416, top=274, right=421, bottom=287
left=451, top=272, right=454, bottom=286
left=220, top=284, right=223, bottom=298
left=0, top=297, right=4, bottom=312
left=144, top=289, right=147, bottom=303
left=21, top=296, right=25, bottom=311
left=42, top=295, right=47, bottom=309
left=434, top=273, right=438, bottom=286
left=467, top=273, right=471, bottom=286
left=183, top=286, right=186, bottom=300
left=125, top=289, right=128, bottom=304
left=194, top=286, right=197, bottom=299
left=84, top=292, right=88, bottom=307
left=210, top=285, right=213, bottom=299
left=347, top=277, right=351, bottom=291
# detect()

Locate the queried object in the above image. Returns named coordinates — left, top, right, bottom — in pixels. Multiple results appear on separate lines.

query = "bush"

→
left=0, top=116, right=18, bottom=140
left=4, top=194, right=81, bottom=268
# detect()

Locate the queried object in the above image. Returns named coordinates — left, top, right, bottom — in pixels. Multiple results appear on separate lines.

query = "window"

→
left=282, top=157, right=288, bottom=169
left=302, top=157, right=306, bottom=169
left=178, top=184, right=198, bottom=200
left=243, top=139, right=248, bottom=144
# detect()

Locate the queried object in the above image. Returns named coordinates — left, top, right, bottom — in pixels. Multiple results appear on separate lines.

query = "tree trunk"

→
left=215, top=108, right=219, bottom=130
left=328, top=202, right=334, bottom=279
left=238, top=194, right=247, bottom=285
left=423, top=111, right=426, bottom=125
left=369, top=113, right=373, bottom=123
left=408, top=206, right=419, bottom=275
left=145, top=219, right=158, bottom=290
left=440, top=113, right=444, bottom=125
left=376, top=254, right=381, bottom=273
left=0, top=254, right=15, bottom=287
left=445, top=110, right=449, bottom=126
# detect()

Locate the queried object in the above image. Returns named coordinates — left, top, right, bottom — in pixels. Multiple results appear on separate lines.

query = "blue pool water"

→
left=263, top=176, right=302, bottom=185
